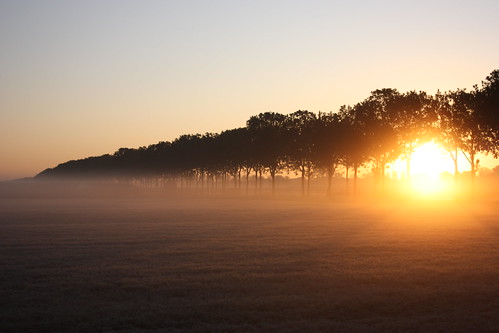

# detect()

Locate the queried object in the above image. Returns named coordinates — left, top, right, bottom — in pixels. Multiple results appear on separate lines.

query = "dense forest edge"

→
left=35, top=70, right=499, bottom=197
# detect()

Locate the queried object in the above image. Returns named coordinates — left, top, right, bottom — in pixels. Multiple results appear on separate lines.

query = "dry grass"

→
left=0, top=183, right=498, bottom=332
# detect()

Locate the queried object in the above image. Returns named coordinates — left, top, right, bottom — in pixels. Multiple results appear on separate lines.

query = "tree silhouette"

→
left=356, top=90, right=401, bottom=187
left=433, top=91, right=460, bottom=179
left=36, top=69, right=499, bottom=198
left=246, top=112, right=287, bottom=195
left=477, top=70, right=499, bottom=156
left=385, top=90, right=435, bottom=180
left=338, top=104, right=371, bottom=196
left=315, top=111, right=345, bottom=197
left=285, top=110, right=318, bottom=196
left=446, top=89, right=491, bottom=183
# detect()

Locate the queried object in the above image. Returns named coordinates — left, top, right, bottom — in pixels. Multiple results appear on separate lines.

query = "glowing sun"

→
left=390, top=141, right=455, bottom=196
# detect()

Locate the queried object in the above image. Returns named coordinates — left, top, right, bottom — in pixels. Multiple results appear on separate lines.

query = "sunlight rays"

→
left=389, top=141, right=459, bottom=197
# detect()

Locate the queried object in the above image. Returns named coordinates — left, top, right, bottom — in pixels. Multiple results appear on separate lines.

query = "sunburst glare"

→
left=389, top=141, right=460, bottom=197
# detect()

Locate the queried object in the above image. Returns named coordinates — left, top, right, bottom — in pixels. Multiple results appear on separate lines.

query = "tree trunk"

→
left=470, top=152, right=476, bottom=189
left=201, top=171, right=204, bottom=192
left=345, top=165, right=349, bottom=195
left=306, top=165, right=311, bottom=196
left=451, top=147, right=459, bottom=182
left=327, top=167, right=333, bottom=198
left=353, top=163, right=358, bottom=197
left=271, top=172, right=276, bottom=195
left=301, top=168, right=305, bottom=197
left=462, top=146, right=476, bottom=191
left=259, top=169, right=263, bottom=193
left=406, top=142, right=413, bottom=181
left=246, top=168, right=251, bottom=195
left=255, top=168, right=258, bottom=194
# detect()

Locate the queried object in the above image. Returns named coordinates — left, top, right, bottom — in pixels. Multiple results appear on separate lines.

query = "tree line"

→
left=37, top=70, right=499, bottom=196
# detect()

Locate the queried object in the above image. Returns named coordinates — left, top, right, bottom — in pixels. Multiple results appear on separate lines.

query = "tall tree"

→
left=246, top=112, right=287, bottom=194
left=339, top=104, right=371, bottom=196
left=385, top=90, right=435, bottom=180
left=285, top=110, right=318, bottom=196
left=477, top=69, right=499, bottom=155
left=361, top=89, right=401, bottom=187
left=315, top=111, right=344, bottom=197
left=434, top=91, right=462, bottom=179
left=448, top=88, right=495, bottom=182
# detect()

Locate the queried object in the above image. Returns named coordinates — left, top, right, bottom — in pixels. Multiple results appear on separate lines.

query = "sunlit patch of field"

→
left=0, top=184, right=498, bottom=332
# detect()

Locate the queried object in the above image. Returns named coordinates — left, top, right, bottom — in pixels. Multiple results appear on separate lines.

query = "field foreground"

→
left=1, top=183, right=498, bottom=332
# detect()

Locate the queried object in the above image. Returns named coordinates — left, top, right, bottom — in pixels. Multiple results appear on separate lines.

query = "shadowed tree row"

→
left=37, top=70, right=499, bottom=196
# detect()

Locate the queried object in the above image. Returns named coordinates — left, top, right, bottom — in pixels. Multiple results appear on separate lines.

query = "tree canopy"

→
left=37, top=70, right=499, bottom=196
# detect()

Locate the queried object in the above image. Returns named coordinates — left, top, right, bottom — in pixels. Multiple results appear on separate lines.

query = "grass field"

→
left=1, top=182, right=498, bottom=332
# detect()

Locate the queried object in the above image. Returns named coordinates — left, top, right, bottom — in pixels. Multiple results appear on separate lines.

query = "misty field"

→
left=1, top=183, right=498, bottom=332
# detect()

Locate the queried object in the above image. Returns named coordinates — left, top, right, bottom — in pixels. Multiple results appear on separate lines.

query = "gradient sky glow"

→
left=1, top=0, right=498, bottom=180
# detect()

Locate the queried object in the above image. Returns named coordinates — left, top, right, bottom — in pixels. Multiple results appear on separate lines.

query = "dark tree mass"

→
left=37, top=70, right=499, bottom=195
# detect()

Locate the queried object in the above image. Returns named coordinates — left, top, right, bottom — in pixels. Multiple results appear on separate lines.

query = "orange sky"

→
left=1, top=1, right=498, bottom=180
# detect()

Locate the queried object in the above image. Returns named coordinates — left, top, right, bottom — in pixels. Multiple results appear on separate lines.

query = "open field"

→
left=1, top=182, right=498, bottom=332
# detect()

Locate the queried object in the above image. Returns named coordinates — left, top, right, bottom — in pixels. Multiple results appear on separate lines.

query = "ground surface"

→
left=1, top=183, right=498, bottom=332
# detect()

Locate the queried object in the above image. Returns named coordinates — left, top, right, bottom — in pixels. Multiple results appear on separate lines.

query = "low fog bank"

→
left=0, top=178, right=141, bottom=200
left=2, top=174, right=499, bottom=205
left=0, top=179, right=498, bottom=332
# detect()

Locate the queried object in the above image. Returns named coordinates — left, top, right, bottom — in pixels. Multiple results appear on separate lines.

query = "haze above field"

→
left=1, top=1, right=499, bottom=180
left=1, top=180, right=498, bottom=331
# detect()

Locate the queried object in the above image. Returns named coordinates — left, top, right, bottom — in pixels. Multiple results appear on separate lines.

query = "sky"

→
left=1, top=0, right=498, bottom=180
